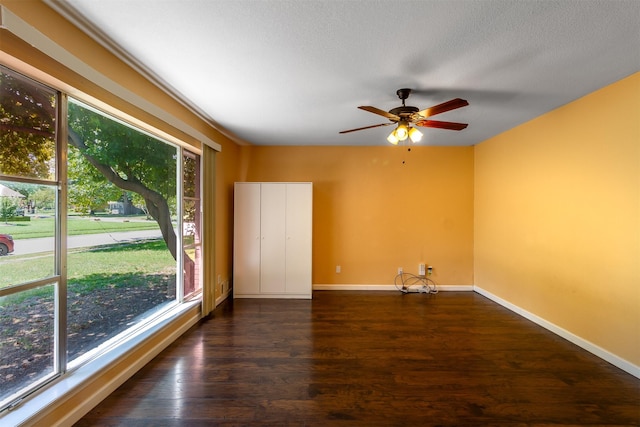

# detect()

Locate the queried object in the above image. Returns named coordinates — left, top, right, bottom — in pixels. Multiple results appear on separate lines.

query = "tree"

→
left=0, top=68, right=56, bottom=180
left=1, top=198, right=17, bottom=224
left=1, top=66, right=181, bottom=261
left=67, top=103, right=179, bottom=259
left=67, top=144, right=122, bottom=214
left=31, top=187, right=56, bottom=211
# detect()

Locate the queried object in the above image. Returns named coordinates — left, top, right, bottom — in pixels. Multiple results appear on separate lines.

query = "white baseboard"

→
left=312, top=283, right=639, bottom=379
left=313, top=284, right=474, bottom=292
left=474, top=286, right=640, bottom=379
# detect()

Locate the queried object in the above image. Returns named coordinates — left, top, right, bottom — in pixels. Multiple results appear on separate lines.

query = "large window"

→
left=0, top=65, right=202, bottom=411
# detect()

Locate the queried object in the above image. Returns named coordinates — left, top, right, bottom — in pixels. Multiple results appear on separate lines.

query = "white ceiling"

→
left=49, top=0, right=639, bottom=147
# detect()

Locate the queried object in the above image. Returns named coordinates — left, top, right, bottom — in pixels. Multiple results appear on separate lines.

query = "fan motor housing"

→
left=389, top=105, right=419, bottom=118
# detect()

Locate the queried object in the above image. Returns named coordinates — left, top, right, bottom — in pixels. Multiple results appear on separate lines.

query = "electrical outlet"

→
left=336, top=265, right=341, bottom=273
left=398, top=267, right=403, bottom=275
left=427, top=266, right=433, bottom=276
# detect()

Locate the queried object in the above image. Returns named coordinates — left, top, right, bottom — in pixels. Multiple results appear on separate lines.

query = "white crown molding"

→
left=1, top=3, right=222, bottom=151
left=43, top=0, right=248, bottom=147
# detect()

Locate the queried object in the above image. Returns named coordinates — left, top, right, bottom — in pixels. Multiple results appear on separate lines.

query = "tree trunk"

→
left=68, top=128, right=178, bottom=260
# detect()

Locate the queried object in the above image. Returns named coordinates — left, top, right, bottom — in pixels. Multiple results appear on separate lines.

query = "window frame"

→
left=0, top=68, right=64, bottom=407
left=0, top=63, right=203, bottom=413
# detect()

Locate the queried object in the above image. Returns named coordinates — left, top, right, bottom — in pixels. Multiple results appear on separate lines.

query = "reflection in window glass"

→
left=0, top=284, right=56, bottom=404
left=183, top=199, right=198, bottom=246
left=0, top=65, right=56, bottom=181
left=183, top=153, right=198, bottom=199
left=66, top=99, right=179, bottom=363
left=183, top=152, right=201, bottom=297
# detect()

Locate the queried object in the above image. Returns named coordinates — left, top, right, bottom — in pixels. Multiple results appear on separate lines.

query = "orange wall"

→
left=214, top=140, right=241, bottom=297
left=474, top=72, right=640, bottom=366
left=238, top=146, right=474, bottom=286
left=4, top=0, right=637, bottom=370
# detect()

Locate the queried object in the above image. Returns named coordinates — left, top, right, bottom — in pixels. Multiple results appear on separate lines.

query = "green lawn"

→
left=0, top=239, right=175, bottom=293
left=0, top=215, right=161, bottom=239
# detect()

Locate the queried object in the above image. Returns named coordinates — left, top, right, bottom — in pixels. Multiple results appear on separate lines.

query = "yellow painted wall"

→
left=474, top=73, right=640, bottom=365
left=2, top=0, right=636, bottom=378
left=238, top=146, right=474, bottom=286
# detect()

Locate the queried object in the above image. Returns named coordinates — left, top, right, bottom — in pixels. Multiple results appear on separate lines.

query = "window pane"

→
left=67, top=99, right=178, bottom=363
left=182, top=199, right=199, bottom=246
left=0, top=66, right=56, bottom=181
left=183, top=245, right=201, bottom=297
left=182, top=152, right=201, bottom=298
left=0, top=181, right=56, bottom=287
left=183, top=153, right=198, bottom=198
left=0, top=284, right=56, bottom=407
left=66, top=241, right=176, bottom=362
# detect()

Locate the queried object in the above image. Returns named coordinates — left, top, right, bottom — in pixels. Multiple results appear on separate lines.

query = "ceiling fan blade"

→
left=416, top=98, right=469, bottom=118
left=358, top=106, right=400, bottom=121
left=415, top=120, right=468, bottom=131
left=338, top=123, right=394, bottom=133
left=339, top=122, right=394, bottom=134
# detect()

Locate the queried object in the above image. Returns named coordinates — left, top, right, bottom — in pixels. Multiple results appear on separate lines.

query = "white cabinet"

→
left=233, top=182, right=312, bottom=299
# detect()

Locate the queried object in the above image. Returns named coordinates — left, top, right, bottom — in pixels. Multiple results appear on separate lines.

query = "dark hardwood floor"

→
left=75, top=291, right=640, bottom=426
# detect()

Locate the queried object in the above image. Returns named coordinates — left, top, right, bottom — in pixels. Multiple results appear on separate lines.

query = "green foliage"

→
left=1, top=198, right=17, bottom=223
left=1, top=65, right=180, bottom=260
left=5, top=216, right=30, bottom=222
left=67, top=102, right=177, bottom=202
left=67, top=144, right=121, bottom=213
left=31, top=187, right=55, bottom=210
left=0, top=66, right=56, bottom=180
left=0, top=239, right=174, bottom=300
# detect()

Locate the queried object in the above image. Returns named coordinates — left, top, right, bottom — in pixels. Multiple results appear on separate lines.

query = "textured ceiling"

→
left=49, top=0, right=639, bottom=147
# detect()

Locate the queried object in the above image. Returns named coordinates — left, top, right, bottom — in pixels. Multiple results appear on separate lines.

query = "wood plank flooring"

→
left=75, top=291, right=640, bottom=426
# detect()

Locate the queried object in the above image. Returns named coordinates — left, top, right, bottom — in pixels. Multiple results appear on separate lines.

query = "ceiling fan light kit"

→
left=408, top=126, right=423, bottom=142
left=386, top=122, right=423, bottom=145
left=340, top=88, right=469, bottom=145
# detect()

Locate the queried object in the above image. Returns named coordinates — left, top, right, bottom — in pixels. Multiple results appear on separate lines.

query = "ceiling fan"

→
left=339, top=88, right=469, bottom=144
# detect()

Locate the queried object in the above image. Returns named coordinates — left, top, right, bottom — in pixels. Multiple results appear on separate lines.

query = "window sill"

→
left=1, top=299, right=201, bottom=427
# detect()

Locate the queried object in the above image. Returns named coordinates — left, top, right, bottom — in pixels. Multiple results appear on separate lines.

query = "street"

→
left=10, top=229, right=163, bottom=256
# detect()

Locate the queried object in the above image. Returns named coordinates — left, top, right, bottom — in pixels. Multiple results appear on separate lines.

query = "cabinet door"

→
left=260, top=183, right=287, bottom=293
left=285, top=183, right=312, bottom=295
left=233, top=183, right=261, bottom=295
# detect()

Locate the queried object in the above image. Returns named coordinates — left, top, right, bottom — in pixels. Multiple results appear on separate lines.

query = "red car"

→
left=0, top=234, right=14, bottom=256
